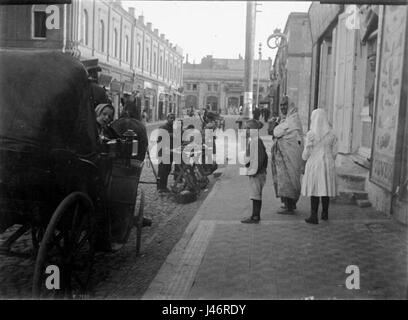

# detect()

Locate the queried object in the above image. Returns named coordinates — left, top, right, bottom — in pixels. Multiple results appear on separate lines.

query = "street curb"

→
left=141, top=166, right=228, bottom=299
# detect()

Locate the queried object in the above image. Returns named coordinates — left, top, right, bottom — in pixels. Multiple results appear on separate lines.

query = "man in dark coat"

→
left=241, top=119, right=268, bottom=223
left=264, top=107, right=271, bottom=122
left=110, top=102, right=148, bottom=162
left=157, top=113, right=176, bottom=193
left=253, top=106, right=261, bottom=120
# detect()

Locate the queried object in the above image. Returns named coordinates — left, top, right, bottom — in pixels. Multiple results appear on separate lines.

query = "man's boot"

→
left=241, top=200, right=261, bottom=224
left=305, top=196, right=319, bottom=224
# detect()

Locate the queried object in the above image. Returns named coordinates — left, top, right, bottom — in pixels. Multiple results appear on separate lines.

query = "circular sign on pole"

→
left=266, top=29, right=288, bottom=50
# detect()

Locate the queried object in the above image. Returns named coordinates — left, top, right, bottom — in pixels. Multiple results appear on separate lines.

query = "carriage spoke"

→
left=72, top=231, right=91, bottom=256
left=71, top=214, right=88, bottom=245
left=52, top=232, right=65, bottom=256
left=71, top=203, right=80, bottom=232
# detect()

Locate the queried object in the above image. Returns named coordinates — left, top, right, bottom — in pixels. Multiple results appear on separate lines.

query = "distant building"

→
left=0, top=0, right=183, bottom=121
left=182, top=55, right=273, bottom=115
left=271, top=12, right=312, bottom=131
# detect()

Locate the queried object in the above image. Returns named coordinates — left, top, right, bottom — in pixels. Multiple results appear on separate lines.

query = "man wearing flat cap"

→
left=157, top=113, right=176, bottom=193
left=241, top=119, right=268, bottom=223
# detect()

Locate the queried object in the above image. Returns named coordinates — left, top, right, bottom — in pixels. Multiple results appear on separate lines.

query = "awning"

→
left=81, top=59, right=101, bottom=72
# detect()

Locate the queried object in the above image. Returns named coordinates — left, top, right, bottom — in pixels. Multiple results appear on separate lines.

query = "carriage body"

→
left=0, top=50, right=144, bottom=297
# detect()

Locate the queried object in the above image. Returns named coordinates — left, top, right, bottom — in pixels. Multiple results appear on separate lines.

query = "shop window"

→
left=32, top=5, right=47, bottom=39
left=364, top=38, right=377, bottom=117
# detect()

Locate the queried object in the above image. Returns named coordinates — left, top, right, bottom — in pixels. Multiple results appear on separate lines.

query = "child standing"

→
left=301, top=109, right=338, bottom=224
left=241, top=119, right=268, bottom=224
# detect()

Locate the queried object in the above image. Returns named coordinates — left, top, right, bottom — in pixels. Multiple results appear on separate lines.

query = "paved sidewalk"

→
left=142, top=136, right=408, bottom=300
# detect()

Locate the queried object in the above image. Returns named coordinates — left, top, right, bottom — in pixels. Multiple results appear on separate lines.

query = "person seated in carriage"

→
left=95, top=103, right=116, bottom=141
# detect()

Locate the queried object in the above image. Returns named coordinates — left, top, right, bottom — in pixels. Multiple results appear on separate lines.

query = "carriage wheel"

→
left=135, top=190, right=145, bottom=255
left=32, top=192, right=95, bottom=298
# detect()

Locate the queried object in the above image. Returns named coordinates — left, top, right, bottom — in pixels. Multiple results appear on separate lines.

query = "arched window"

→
left=137, top=42, right=141, bottom=68
left=99, top=20, right=105, bottom=52
left=146, top=47, right=150, bottom=70
left=82, top=9, right=89, bottom=45
left=113, top=28, right=118, bottom=57
left=124, top=35, right=129, bottom=62
left=159, top=56, right=163, bottom=76
left=206, top=96, right=218, bottom=112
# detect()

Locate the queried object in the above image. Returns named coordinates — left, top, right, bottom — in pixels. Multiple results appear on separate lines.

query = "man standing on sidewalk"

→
left=157, top=113, right=176, bottom=193
left=241, top=119, right=268, bottom=223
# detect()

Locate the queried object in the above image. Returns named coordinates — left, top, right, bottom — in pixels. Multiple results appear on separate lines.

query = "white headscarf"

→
left=310, top=108, right=331, bottom=142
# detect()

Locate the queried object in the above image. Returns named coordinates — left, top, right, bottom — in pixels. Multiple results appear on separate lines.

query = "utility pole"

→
left=255, top=42, right=262, bottom=111
left=243, top=1, right=256, bottom=120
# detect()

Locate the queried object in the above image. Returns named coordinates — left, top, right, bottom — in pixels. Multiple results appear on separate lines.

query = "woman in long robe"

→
left=271, top=100, right=304, bottom=214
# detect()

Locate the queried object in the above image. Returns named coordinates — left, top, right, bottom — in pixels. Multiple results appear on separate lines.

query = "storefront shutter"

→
left=333, top=11, right=357, bottom=153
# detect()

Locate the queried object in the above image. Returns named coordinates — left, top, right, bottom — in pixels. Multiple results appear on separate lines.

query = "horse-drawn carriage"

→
left=0, top=50, right=145, bottom=297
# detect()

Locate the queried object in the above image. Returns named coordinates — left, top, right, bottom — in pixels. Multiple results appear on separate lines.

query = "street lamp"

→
left=266, top=28, right=287, bottom=116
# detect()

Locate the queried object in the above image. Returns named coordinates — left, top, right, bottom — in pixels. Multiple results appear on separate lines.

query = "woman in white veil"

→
left=301, top=108, right=338, bottom=224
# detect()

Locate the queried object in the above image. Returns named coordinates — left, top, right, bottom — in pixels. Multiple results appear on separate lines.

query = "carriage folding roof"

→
left=0, top=50, right=98, bottom=158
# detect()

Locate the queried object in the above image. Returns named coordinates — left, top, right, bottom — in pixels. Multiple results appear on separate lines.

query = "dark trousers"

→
left=311, top=196, right=330, bottom=214
left=158, top=162, right=172, bottom=190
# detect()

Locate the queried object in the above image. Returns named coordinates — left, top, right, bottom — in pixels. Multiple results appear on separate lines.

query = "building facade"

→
left=271, top=12, right=313, bottom=131
left=0, top=0, right=183, bottom=121
left=306, top=2, right=408, bottom=224
left=182, top=55, right=273, bottom=115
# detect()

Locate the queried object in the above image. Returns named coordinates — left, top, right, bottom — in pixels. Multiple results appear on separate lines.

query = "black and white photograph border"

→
left=0, top=0, right=407, bottom=303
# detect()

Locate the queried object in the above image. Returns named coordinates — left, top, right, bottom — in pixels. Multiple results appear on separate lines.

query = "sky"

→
left=122, top=1, right=312, bottom=63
